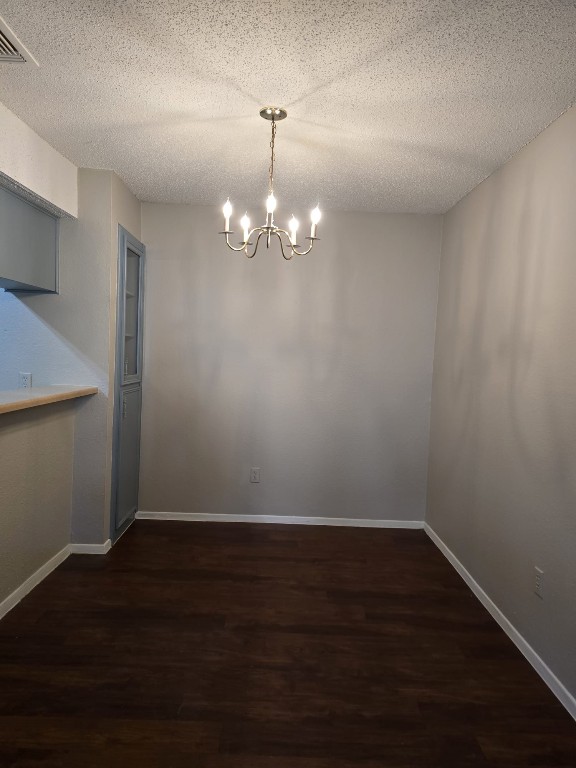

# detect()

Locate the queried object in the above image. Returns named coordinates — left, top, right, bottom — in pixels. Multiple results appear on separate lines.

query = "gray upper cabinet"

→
left=0, top=185, right=59, bottom=292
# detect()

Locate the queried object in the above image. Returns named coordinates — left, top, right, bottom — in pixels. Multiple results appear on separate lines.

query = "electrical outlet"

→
left=534, top=566, right=544, bottom=599
left=18, top=372, right=32, bottom=389
left=250, top=467, right=261, bottom=483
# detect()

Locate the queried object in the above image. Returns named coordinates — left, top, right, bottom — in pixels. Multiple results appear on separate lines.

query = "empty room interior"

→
left=1, top=1, right=576, bottom=765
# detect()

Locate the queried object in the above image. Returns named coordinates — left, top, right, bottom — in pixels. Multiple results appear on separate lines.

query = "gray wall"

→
left=428, top=105, right=576, bottom=697
left=140, top=205, right=442, bottom=521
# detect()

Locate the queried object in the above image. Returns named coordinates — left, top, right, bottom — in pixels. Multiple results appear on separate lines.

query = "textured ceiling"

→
left=1, top=1, right=576, bottom=213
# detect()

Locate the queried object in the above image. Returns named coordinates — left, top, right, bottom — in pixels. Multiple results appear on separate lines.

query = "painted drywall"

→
left=139, top=205, right=442, bottom=521
left=0, top=402, right=73, bottom=603
left=0, top=101, right=77, bottom=216
left=0, top=169, right=141, bottom=544
left=427, top=105, right=576, bottom=698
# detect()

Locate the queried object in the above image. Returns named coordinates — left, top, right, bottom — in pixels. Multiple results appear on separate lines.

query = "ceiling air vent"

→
left=0, top=16, right=38, bottom=66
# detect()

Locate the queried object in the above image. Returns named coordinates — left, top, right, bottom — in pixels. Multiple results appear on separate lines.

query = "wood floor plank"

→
left=0, top=521, right=574, bottom=767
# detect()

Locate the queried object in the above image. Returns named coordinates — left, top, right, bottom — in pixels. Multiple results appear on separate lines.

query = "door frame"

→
left=110, top=225, right=146, bottom=542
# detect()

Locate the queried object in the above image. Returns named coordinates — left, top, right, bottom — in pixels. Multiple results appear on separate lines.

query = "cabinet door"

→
left=0, top=185, right=58, bottom=292
left=115, top=385, right=142, bottom=532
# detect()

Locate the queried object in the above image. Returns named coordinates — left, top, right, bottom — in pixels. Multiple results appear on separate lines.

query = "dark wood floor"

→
left=0, top=522, right=574, bottom=767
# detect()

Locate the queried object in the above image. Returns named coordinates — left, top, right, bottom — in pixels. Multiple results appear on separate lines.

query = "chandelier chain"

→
left=268, top=119, right=276, bottom=195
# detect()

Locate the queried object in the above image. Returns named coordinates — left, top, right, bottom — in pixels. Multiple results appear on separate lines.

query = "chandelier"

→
left=220, top=107, right=321, bottom=260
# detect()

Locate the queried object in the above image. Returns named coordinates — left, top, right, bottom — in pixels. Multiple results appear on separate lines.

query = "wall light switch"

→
left=250, top=467, right=261, bottom=483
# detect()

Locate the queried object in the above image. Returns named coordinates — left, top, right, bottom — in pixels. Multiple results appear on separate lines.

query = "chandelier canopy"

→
left=220, top=107, right=321, bottom=260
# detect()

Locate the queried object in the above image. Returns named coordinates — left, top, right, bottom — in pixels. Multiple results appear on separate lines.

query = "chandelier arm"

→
left=244, top=229, right=266, bottom=258
left=275, top=228, right=316, bottom=257
left=223, top=232, right=250, bottom=252
left=274, top=230, right=295, bottom=261
left=224, top=227, right=316, bottom=258
left=290, top=242, right=315, bottom=256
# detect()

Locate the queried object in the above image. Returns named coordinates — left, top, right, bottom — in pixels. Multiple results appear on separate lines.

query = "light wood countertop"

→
left=0, top=386, right=99, bottom=415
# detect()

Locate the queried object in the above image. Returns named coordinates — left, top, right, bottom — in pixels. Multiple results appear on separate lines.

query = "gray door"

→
left=115, top=386, right=142, bottom=531
left=111, top=226, right=145, bottom=540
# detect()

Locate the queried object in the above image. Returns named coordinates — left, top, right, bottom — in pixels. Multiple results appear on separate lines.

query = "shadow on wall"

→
left=0, top=291, right=107, bottom=391
left=440, top=172, right=575, bottom=497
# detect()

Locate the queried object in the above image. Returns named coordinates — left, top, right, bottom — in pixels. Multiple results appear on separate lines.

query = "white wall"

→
left=140, top=205, right=442, bottom=522
left=0, top=102, right=77, bottom=217
left=428, top=105, right=576, bottom=700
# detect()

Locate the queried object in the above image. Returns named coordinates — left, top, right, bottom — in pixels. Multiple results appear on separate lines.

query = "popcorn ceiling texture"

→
left=0, top=0, right=576, bottom=213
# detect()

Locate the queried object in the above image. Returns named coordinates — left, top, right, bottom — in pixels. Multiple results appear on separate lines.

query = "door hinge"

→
left=122, top=396, right=127, bottom=419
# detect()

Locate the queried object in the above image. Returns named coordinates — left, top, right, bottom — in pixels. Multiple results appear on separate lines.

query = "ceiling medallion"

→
left=220, top=107, right=321, bottom=260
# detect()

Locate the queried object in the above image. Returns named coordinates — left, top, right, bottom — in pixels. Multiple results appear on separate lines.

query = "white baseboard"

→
left=0, top=538, right=112, bottom=622
left=425, top=524, right=576, bottom=722
left=0, top=545, right=69, bottom=621
left=69, top=539, right=111, bottom=555
left=136, top=511, right=424, bottom=529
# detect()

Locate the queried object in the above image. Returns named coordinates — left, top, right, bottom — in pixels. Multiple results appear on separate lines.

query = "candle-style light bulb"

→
left=223, top=198, right=233, bottom=231
left=288, top=214, right=299, bottom=245
left=240, top=213, right=250, bottom=244
left=265, top=193, right=276, bottom=227
left=310, top=204, right=321, bottom=238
